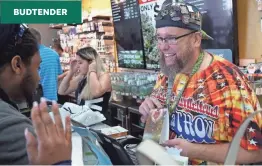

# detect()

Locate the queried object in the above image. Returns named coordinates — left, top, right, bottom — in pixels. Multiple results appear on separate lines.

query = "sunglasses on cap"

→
left=15, top=24, right=28, bottom=46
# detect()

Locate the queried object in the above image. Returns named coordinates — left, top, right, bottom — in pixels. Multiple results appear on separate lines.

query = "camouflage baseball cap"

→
left=155, top=1, right=213, bottom=40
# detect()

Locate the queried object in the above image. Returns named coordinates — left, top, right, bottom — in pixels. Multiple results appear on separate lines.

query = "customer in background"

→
left=139, top=1, right=262, bottom=165
left=51, top=38, right=69, bottom=105
left=58, top=47, right=112, bottom=115
left=30, top=28, right=63, bottom=101
left=52, top=39, right=68, bottom=82
left=0, top=24, right=72, bottom=165
left=52, top=38, right=64, bottom=57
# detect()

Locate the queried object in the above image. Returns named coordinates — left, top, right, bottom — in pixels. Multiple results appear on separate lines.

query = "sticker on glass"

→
left=187, top=5, right=194, bottom=12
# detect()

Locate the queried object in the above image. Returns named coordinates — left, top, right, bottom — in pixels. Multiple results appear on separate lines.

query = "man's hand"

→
left=139, top=97, right=163, bottom=123
left=25, top=100, right=72, bottom=165
left=163, top=138, right=262, bottom=164
left=163, top=138, right=196, bottom=158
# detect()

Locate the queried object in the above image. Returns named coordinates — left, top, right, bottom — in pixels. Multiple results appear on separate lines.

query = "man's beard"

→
left=159, top=47, right=193, bottom=79
left=20, top=72, right=36, bottom=108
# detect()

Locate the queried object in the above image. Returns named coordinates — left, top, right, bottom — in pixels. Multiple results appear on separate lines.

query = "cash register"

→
left=71, top=119, right=141, bottom=165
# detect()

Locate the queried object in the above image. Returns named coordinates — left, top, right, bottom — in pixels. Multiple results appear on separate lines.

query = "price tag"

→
left=256, top=88, right=260, bottom=95
left=247, top=64, right=257, bottom=74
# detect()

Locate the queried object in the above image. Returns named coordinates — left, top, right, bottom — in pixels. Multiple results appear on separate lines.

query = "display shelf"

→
left=52, top=14, right=116, bottom=73
left=91, top=15, right=111, bottom=20
left=128, top=106, right=140, bottom=114
left=114, top=116, right=122, bottom=122
left=132, top=123, right=144, bottom=130
left=49, top=24, right=64, bottom=29
left=77, top=30, right=97, bottom=35
left=128, top=105, right=144, bottom=137
left=82, top=15, right=111, bottom=23
left=108, top=101, right=129, bottom=130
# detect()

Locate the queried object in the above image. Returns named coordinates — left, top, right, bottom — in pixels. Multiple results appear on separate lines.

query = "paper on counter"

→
left=100, top=126, right=128, bottom=135
left=61, top=102, right=106, bottom=126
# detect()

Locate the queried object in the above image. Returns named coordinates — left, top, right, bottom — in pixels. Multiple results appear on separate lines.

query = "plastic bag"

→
left=61, top=102, right=106, bottom=126
left=143, top=108, right=169, bottom=144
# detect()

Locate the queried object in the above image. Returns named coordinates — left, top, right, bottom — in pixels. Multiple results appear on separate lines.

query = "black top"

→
left=75, top=77, right=111, bottom=114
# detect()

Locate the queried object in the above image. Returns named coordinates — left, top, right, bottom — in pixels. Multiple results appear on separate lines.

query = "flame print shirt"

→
left=151, top=55, right=262, bottom=165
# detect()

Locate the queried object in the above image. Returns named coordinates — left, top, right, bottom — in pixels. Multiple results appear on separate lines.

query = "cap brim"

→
left=201, top=30, right=213, bottom=40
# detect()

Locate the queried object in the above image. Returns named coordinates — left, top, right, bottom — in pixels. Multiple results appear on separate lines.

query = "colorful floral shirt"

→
left=151, top=55, right=262, bottom=165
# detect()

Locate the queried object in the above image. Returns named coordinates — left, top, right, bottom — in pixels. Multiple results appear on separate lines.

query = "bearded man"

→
left=139, top=2, right=262, bottom=165
left=0, top=24, right=72, bottom=165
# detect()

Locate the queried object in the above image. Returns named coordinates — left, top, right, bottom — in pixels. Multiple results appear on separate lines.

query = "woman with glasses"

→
left=58, top=47, right=112, bottom=115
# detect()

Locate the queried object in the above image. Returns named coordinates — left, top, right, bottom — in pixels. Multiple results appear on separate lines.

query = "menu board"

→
left=139, top=0, right=164, bottom=69
left=111, top=0, right=145, bottom=69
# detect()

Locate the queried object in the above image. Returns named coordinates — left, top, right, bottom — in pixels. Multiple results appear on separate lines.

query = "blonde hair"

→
left=76, top=47, right=105, bottom=100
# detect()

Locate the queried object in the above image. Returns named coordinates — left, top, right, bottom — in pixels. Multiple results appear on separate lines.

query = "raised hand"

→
left=25, top=99, right=72, bottom=165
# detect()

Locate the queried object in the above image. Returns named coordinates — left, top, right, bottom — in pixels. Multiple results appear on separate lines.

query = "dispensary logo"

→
left=0, top=0, right=82, bottom=23
left=14, top=9, right=68, bottom=16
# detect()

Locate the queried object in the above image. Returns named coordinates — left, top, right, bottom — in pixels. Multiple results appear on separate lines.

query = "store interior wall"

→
left=27, top=1, right=262, bottom=61
left=237, top=0, right=262, bottom=60
left=82, top=0, right=111, bottom=11
left=28, top=24, right=58, bottom=47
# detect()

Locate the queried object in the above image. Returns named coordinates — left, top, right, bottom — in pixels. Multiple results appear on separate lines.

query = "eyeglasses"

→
left=156, top=30, right=197, bottom=45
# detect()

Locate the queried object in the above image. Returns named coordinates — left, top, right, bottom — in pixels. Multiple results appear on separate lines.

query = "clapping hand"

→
left=25, top=99, right=72, bottom=165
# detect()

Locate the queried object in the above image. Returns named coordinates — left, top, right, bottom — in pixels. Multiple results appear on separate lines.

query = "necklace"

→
left=166, top=51, right=205, bottom=114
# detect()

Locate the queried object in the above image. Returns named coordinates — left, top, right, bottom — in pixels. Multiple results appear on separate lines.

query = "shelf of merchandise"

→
left=50, top=15, right=117, bottom=73
left=49, top=24, right=64, bottom=29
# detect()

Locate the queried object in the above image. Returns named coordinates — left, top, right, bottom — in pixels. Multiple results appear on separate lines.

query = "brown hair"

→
left=52, top=39, right=63, bottom=52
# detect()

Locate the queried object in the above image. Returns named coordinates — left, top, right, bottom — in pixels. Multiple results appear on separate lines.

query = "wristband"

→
left=89, top=70, right=96, bottom=74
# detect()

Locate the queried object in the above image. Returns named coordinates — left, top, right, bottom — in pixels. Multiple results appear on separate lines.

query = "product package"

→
left=136, top=139, right=188, bottom=166
left=142, top=108, right=189, bottom=165
left=143, top=108, right=169, bottom=143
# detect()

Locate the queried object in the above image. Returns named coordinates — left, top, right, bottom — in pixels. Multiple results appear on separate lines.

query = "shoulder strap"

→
left=224, top=110, right=262, bottom=165
left=166, top=77, right=174, bottom=108
left=0, top=88, right=18, bottom=110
